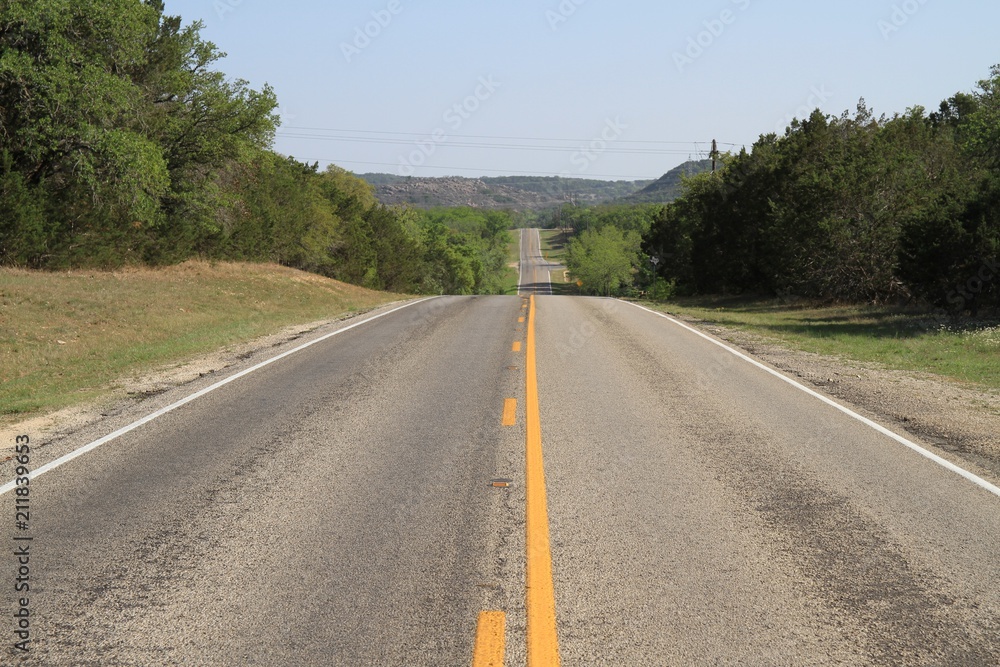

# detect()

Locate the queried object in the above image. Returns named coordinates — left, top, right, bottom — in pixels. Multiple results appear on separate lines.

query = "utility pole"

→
left=711, top=139, right=718, bottom=173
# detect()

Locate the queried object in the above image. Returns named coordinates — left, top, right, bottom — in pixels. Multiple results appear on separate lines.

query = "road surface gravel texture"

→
left=1, top=229, right=997, bottom=666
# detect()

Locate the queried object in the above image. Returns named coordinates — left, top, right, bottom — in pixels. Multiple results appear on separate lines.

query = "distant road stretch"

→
left=518, top=228, right=562, bottom=296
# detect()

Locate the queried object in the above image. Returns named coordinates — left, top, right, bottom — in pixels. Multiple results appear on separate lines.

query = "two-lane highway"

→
left=519, top=229, right=564, bottom=296
left=2, top=229, right=999, bottom=665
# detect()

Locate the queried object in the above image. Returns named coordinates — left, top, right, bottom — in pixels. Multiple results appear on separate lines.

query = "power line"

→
left=276, top=133, right=703, bottom=156
left=279, top=125, right=739, bottom=148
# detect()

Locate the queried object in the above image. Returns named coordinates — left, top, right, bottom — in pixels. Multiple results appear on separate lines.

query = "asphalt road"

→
left=2, top=230, right=999, bottom=665
left=519, top=228, right=564, bottom=296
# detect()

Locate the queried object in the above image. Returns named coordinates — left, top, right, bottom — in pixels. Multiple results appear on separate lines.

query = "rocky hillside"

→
left=357, top=174, right=654, bottom=210
left=616, top=160, right=715, bottom=204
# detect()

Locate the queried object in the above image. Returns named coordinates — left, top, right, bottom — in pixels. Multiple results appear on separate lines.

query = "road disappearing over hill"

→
left=519, top=228, right=565, bottom=296
left=2, top=230, right=998, bottom=665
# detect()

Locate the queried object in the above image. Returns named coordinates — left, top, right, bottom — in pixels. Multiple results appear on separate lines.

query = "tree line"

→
left=552, top=66, right=1000, bottom=313
left=0, top=0, right=511, bottom=294
left=644, top=68, right=1000, bottom=312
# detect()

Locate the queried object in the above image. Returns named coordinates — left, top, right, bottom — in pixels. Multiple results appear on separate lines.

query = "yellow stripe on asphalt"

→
left=519, top=316, right=526, bottom=323
left=525, top=294, right=561, bottom=665
left=513, top=342, right=522, bottom=353
left=502, top=398, right=517, bottom=426
left=472, top=611, right=506, bottom=667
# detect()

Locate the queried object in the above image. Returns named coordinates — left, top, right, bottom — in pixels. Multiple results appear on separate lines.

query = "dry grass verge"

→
left=0, top=261, right=404, bottom=423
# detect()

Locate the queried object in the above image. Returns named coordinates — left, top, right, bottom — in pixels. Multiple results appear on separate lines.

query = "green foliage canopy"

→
left=567, top=225, right=642, bottom=296
left=642, top=67, right=1000, bottom=312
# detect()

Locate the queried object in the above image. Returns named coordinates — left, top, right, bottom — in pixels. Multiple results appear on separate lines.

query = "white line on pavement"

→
left=0, top=298, right=436, bottom=496
left=624, top=301, right=1000, bottom=499
left=518, top=228, right=525, bottom=296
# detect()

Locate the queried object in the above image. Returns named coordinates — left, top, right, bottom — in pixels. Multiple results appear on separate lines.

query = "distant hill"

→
left=616, top=160, right=715, bottom=204
left=356, top=174, right=654, bottom=210
left=480, top=176, right=652, bottom=201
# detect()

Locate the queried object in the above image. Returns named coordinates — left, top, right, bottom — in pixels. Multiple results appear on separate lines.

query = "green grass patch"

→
left=0, top=261, right=405, bottom=421
left=500, top=234, right=521, bottom=295
left=538, top=228, right=571, bottom=265
left=538, top=228, right=581, bottom=294
left=644, top=296, right=1000, bottom=391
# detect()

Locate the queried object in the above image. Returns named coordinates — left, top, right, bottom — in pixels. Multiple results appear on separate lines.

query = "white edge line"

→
left=518, top=228, right=524, bottom=296
left=0, top=298, right=436, bottom=496
left=624, top=301, right=1000, bottom=499
left=539, top=228, right=553, bottom=296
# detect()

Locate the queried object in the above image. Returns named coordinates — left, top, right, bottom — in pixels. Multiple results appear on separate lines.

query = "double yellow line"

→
left=476, top=295, right=560, bottom=667
left=524, top=295, right=561, bottom=666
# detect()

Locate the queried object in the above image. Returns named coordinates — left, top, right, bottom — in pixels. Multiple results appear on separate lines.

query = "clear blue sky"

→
left=164, top=0, right=999, bottom=181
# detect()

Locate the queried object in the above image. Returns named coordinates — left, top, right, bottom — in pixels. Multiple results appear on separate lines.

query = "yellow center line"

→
left=525, top=294, right=561, bottom=665
left=472, top=611, right=506, bottom=667
left=518, top=316, right=526, bottom=323
left=502, top=398, right=517, bottom=427
left=512, top=342, right=522, bottom=353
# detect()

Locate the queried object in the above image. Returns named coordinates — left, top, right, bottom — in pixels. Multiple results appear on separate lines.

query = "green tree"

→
left=0, top=0, right=171, bottom=265
left=642, top=203, right=696, bottom=291
left=0, top=0, right=277, bottom=267
left=567, top=226, right=643, bottom=296
left=133, top=2, right=278, bottom=259
left=415, top=207, right=512, bottom=294
left=964, top=65, right=1000, bottom=168
left=0, top=153, right=48, bottom=265
left=420, top=220, right=475, bottom=294
left=896, top=67, right=1000, bottom=312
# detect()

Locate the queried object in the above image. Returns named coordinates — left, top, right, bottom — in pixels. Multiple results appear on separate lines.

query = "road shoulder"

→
left=0, top=300, right=417, bottom=458
left=664, top=311, right=1000, bottom=481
